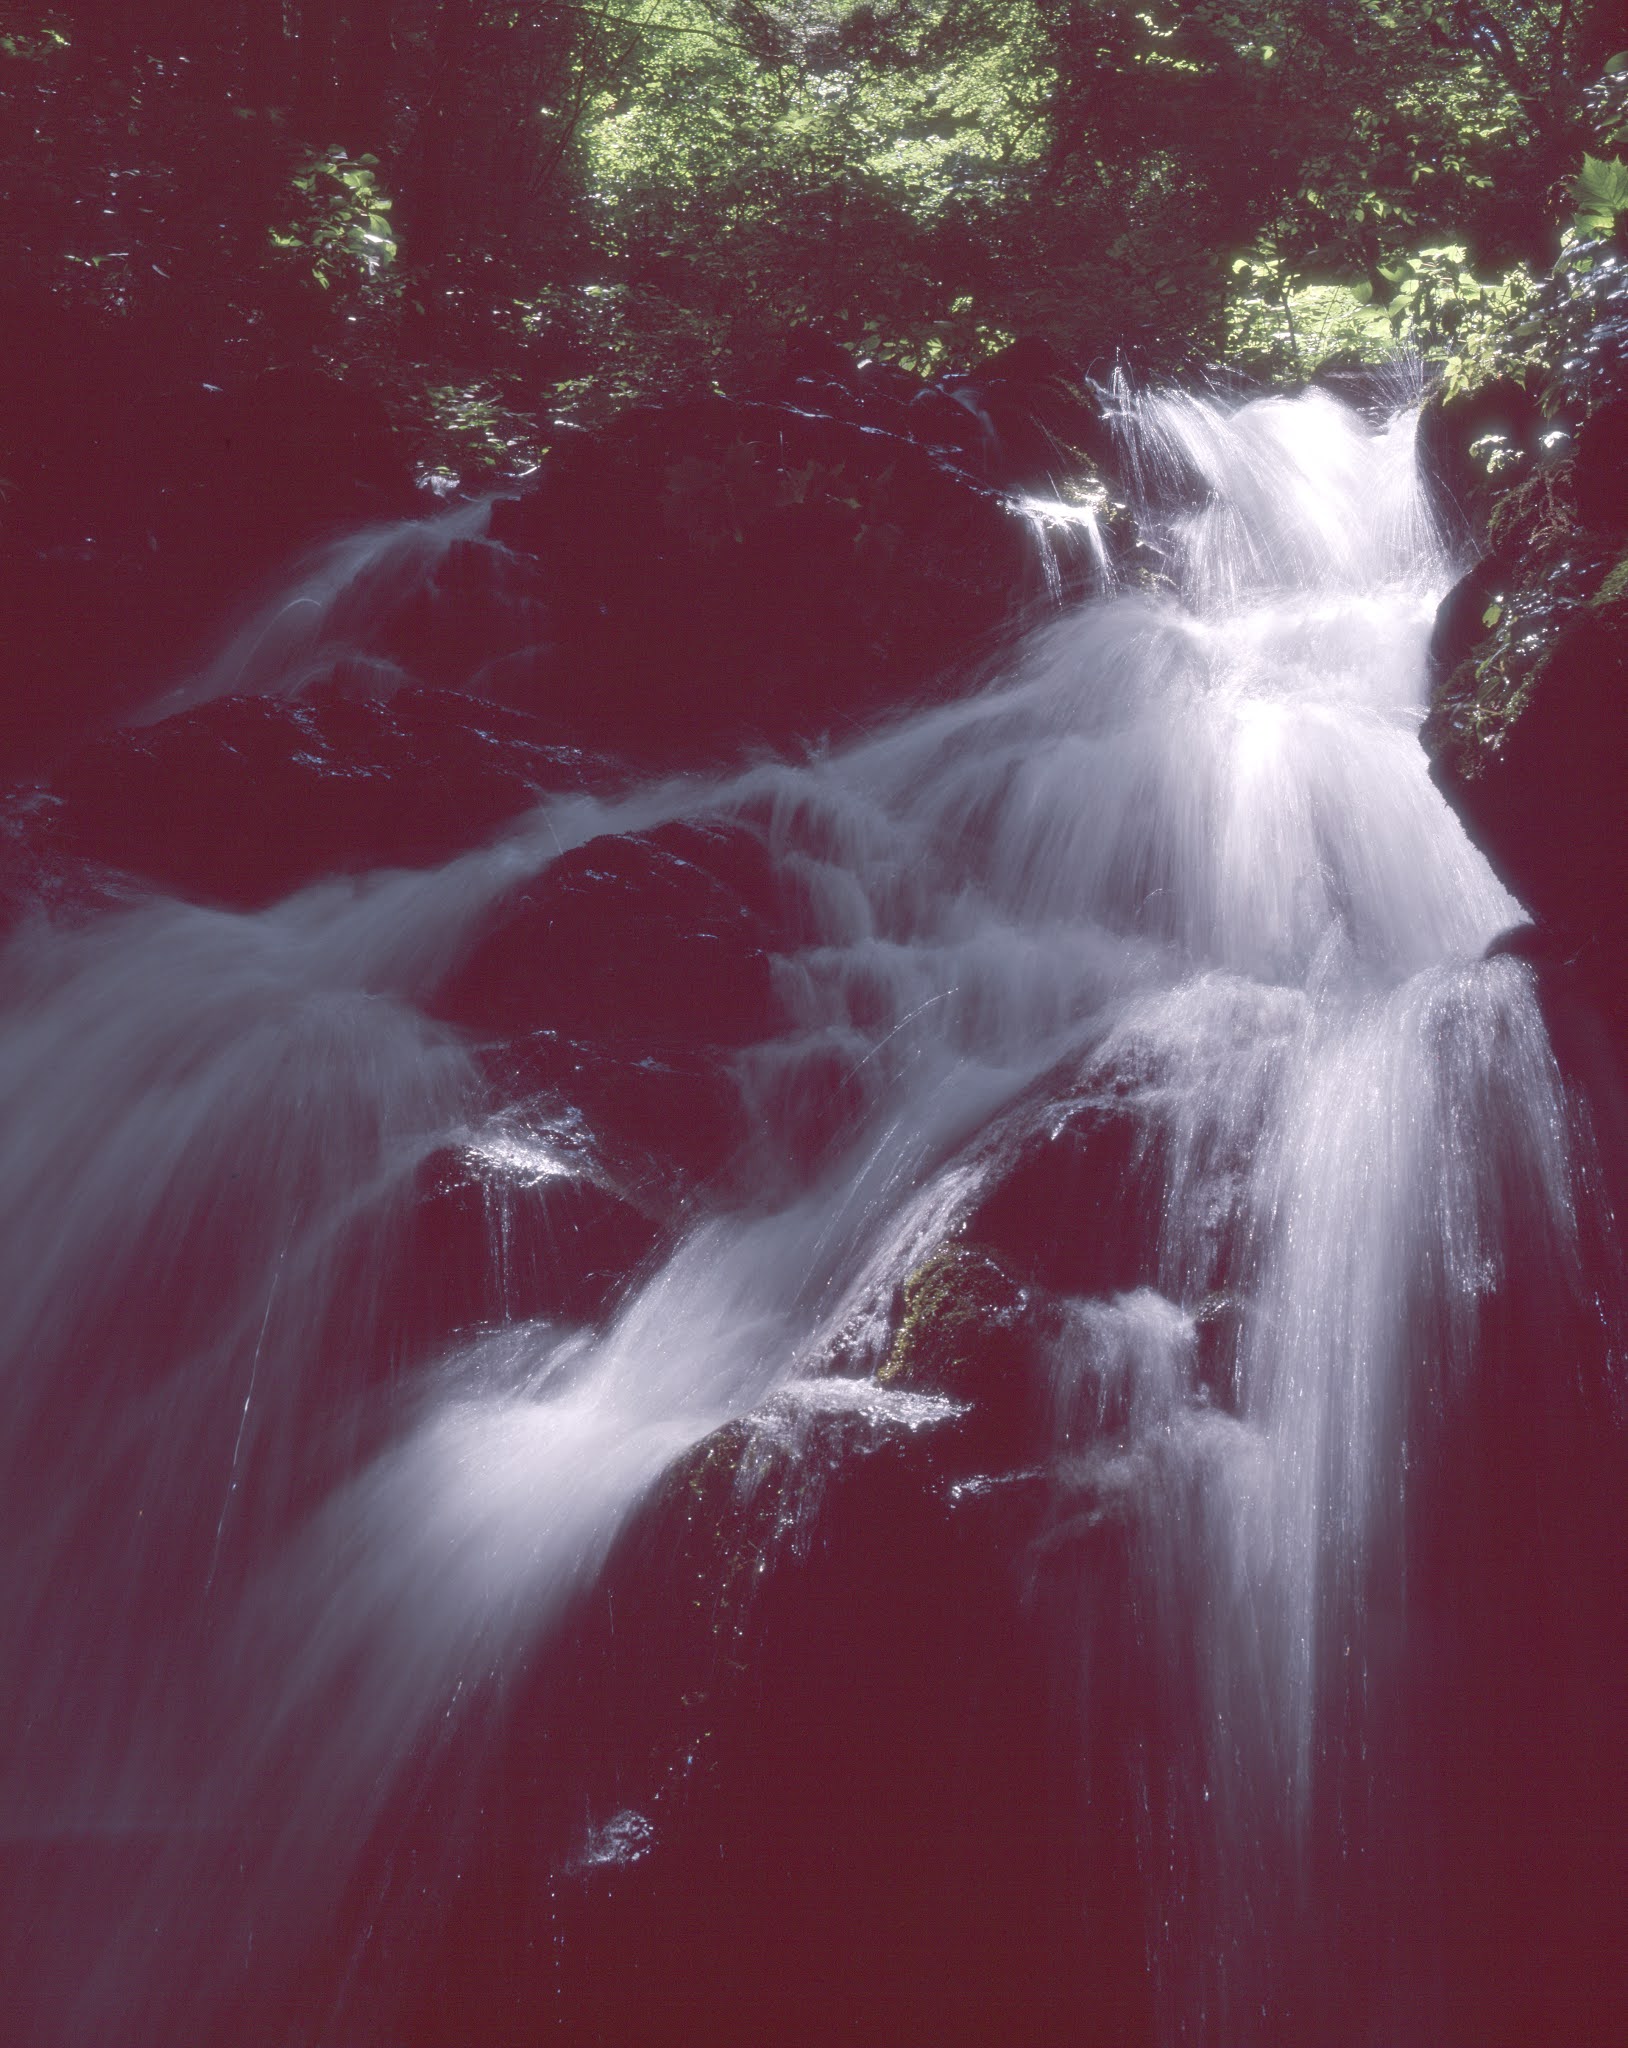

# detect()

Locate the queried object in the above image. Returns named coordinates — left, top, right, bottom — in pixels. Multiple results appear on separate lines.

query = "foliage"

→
left=271, top=148, right=397, bottom=295
left=575, top=0, right=1047, bottom=390
left=1385, top=244, right=1544, bottom=397
left=1572, top=154, right=1628, bottom=236
left=3, top=0, right=1628, bottom=481
left=1225, top=253, right=1391, bottom=375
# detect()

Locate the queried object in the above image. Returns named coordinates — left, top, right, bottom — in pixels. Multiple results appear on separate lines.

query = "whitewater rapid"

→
left=0, top=382, right=1603, bottom=2045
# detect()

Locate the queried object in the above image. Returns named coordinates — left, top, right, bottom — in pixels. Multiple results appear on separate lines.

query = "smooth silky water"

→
left=0, top=385, right=1610, bottom=2045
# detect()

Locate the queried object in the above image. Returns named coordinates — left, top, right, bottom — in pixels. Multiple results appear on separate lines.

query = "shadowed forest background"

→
left=4, top=1, right=1625, bottom=467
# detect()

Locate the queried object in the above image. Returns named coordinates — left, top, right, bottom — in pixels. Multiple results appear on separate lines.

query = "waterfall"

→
left=2, top=386, right=1620, bottom=2047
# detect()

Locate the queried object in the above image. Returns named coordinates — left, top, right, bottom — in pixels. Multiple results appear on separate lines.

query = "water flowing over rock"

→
left=0, top=303, right=418, bottom=770
left=2, top=380, right=1626, bottom=2048
left=29, top=685, right=598, bottom=911
left=21, top=341, right=1120, bottom=795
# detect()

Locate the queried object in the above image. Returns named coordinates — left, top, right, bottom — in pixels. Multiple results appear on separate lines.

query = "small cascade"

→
left=1013, top=491, right=1116, bottom=603
left=142, top=495, right=518, bottom=719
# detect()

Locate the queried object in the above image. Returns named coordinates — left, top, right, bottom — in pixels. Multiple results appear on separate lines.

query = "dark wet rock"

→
left=1428, top=582, right=1628, bottom=952
left=1390, top=1023, right=1628, bottom=2048
left=1422, top=412, right=1628, bottom=995
left=0, top=317, right=417, bottom=771
left=1416, top=375, right=1542, bottom=543
left=946, top=335, right=1120, bottom=492
left=903, top=380, right=986, bottom=462
left=754, top=329, right=1120, bottom=494
left=1488, top=917, right=1628, bottom=1019
left=767, top=325, right=866, bottom=399
left=30, top=685, right=589, bottom=908
left=488, top=1031, right=749, bottom=1203
left=1426, top=551, right=1511, bottom=690
left=499, top=1391, right=1149, bottom=2048
left=359, top=533, right=554, bottom=698
left=434, top=816, right=783, bottom=1047
left=1574, top=395, right=1628, bottom=534
left=877, top=1243, right=1047, bottom=1455
left=967, top=1093, right=1168, bottom=1298
left=399, top=1128, right=661, bottom=1341
left=856, top=357, right=926, bottom=406
left=484, top=394, right=1031, bottom=762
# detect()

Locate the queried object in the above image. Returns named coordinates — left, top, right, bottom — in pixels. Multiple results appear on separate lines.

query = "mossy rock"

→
left=1423, top=461, right=1624, bottom=795
left=1593, top=551, right=1628, bottom=607
left=877, top=1243, right=1054, bottom=1464
left=1427, top=588, right=1628, bottom=948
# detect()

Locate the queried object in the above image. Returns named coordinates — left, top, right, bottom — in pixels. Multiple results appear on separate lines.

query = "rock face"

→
left=877, top=1242, right=1051, bottom=1457
left=21, top=684, right=593, bottom=910
left=433, top=817, right=784, bottom=1045
left=485, top=394, right=1036, bottom=763
left=966, top=1094, right=1169, bottom=1299
left=7, top=329, right=1127, bottom=835
left=421, top=815, right=792, bottom=1207
left=0, top=297, right=418, bottom=770
left=1422, top=421, right=1628, bottom=1000
left=458, top=1384, right=1152, bottom=2048
left=1430, top=584, right=1628, bottom=957
left=462, top=331, right=1131, bottom=766
left=760, top=327, right=1121, bottom=490
left=400, top=1128, right=660, bottom=1340
left=1421, top=358, right=1628, bottom=1309
left=1415, top=375, right=1544, bottom=544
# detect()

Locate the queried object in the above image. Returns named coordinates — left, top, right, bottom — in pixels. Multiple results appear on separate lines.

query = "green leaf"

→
left=1573, top=155, right=1628, bottom=219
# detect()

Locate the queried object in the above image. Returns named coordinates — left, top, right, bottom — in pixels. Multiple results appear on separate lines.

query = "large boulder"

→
left=491, top=1386, right=1146, bottom=2048
left=432, top=816, right=784, bottom=1046
left=1423, top=397, right=1628, bottom=986
left=758, top=329, right=1122, bottom=493
left=1428, top=580, right=1628, bottom=963
left=25, top=684, right=592, bottom=908
left=398, top=1126, right=661, bottom=1342
left=965, top=1093, right=1169, bottom=1298
left=941, top=335, right=1120, bottom=492
left=484, top=395, right=1032, bottom=762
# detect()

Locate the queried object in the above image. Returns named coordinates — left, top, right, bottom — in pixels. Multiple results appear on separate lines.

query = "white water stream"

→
left=0, top=386, right=1603, bottom=2044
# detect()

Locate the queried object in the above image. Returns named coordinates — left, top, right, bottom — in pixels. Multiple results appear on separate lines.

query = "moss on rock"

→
left=875, top=1244, right=1056, bottom=1467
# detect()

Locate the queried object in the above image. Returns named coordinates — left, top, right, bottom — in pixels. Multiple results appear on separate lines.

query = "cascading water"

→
left=3, top=384, right=1622, bottom=2047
